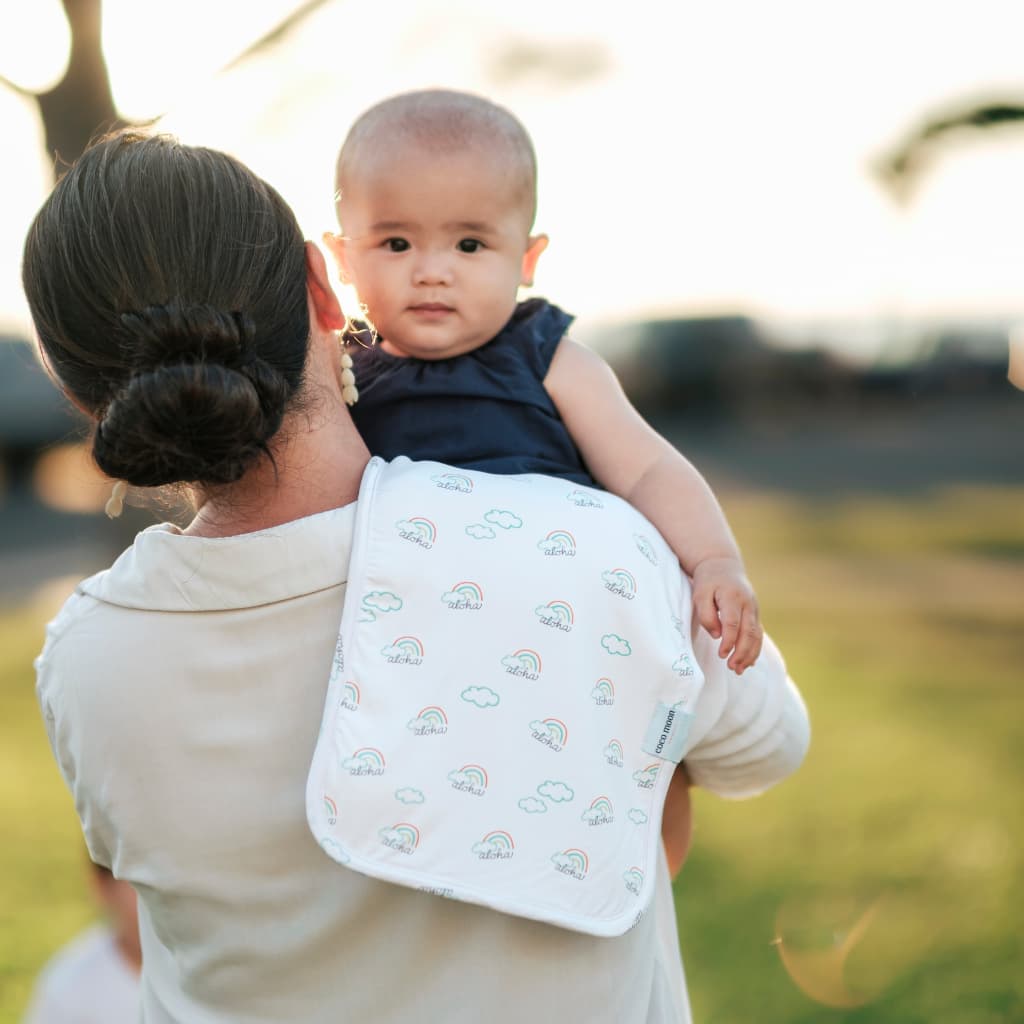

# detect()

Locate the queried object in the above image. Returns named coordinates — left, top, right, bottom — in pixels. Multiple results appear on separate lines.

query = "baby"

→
left=323, top=88, right=762, bottom=676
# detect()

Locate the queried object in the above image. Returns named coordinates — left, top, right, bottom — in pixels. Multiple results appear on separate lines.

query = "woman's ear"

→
left=321, top=231, right=351, bottom=284
left=521, top=233, right=549, bottom=287
left=305, top=242, right=347, bottom=331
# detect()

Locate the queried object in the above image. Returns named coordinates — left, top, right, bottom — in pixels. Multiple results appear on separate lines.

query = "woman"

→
left=25, top=131, right=808, bottom=1023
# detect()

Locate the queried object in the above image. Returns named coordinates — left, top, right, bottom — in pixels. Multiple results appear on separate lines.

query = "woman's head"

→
left=22, top=131, right=310, bottom=487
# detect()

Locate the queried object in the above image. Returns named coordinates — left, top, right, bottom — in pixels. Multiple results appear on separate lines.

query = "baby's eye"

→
left=457, top=238, right=484, bottom=253
left=384, top=237, right=410, bottom=252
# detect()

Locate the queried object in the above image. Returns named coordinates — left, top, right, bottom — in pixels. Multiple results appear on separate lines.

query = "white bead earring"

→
left=341, top=348, right=359, bottom=406
left=104, top=479, right=128, bottom=519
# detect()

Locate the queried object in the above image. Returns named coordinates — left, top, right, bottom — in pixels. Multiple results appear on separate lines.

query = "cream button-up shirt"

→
left=37, top=502, right=809, bottom=1024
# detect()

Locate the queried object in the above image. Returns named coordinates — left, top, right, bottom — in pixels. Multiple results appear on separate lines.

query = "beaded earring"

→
left=341, top=348, right=359, bottom=406
left=104, top=479, right=128, bottom=519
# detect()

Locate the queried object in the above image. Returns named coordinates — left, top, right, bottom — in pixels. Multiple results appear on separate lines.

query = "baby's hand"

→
left=691, top=557, right=762, bottom=674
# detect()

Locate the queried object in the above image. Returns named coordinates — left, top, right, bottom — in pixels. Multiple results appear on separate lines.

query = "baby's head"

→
left=326, top=89, right=547, bottom=359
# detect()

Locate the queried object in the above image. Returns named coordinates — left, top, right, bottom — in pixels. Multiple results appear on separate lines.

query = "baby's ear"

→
left=321, top=231, right=350, bottom=283
left=521, top=234, right=548, bottom=287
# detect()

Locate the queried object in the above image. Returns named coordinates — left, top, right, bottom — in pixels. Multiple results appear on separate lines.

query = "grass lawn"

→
left=1, top=483, right=1021, bottom=1022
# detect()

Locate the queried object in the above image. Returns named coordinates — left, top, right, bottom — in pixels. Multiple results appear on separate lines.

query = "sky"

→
left=2, top=0, right=1024, bottom=361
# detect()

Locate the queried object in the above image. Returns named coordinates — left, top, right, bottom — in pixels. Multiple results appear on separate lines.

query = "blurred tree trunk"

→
left=3, top=0, right=334, bottom=180
left=36, top=0, right=123, bottom=175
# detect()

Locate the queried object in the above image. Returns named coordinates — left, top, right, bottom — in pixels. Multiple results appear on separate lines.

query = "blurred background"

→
left=1, top=1, right=1021, bottom=1021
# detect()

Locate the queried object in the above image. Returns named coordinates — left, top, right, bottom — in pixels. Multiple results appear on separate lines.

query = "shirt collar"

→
left=78, top=504, right=356, bottom=612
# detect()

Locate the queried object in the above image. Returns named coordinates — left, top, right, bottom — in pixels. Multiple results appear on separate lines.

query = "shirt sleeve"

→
left=684, top=631, right=811, bottom=799
left=34, top=588, right=115, bottom=870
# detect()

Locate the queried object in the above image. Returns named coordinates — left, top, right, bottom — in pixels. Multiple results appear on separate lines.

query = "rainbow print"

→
left=482, top=830, right=515, bottom=851
left=538, top=529, right=576, bottom=556
left=449, top=763, right=489, bottom=796
left=632, top=763, right=660, bottom=790
left=473, top=829, right=515, bottom=860
left=536, top=599, right=575, bottom=631
left=443, top=580, right=484, bottom=609
left=582, top=795, right=615, bottom=825
left=345, top=747, right=386, bottom=776
left=592, top=677, right=615, bottom=705
left=383, top=635, right=425, bottom=664
left=381, top=822, right=421, bottom=854
left=604, top=739, right=624, bottom=765
left=544, top=719, right=568, bottom=746
left=417, top=706, right=448, bottom=726
left=602, top=567, right=638, bottom=599
left=531, top=717, right=568, bottom=751
left=406, top=517, right=436, bottom=542
left=552, top=847, right=590, bottom=879
left=459, top=764, right=489, bottom=789
left=432, top=472, right=474, bottom=492
left=341, top=681, right=360, bottom=711
left=408, top=705, right=448, bottom=735
left=323, top=795, right=337, bottom=824
left=623, top=866, right=645, bottom=894
left=504, top=648, right=542, bottom=678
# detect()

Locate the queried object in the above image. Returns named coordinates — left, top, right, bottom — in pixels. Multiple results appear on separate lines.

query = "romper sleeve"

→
left=684, top=631, right=811, bottom=799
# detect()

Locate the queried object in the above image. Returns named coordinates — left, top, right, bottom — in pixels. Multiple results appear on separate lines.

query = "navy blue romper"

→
left=347, top=298, right=596, bottom=487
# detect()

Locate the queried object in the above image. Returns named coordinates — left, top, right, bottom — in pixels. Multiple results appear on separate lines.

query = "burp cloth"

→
left=306, top=457, right=705, bottom=936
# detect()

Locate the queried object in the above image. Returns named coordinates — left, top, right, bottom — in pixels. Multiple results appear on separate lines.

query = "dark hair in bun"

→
left=22, top=131, right=309, bottom=487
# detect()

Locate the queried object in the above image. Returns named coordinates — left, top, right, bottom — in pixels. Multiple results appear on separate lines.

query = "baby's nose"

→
left=412, top=253, right=454, bottom=286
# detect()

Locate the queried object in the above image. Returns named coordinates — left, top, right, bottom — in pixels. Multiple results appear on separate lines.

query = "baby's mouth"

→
left=409, top=303, right=454, bottom=313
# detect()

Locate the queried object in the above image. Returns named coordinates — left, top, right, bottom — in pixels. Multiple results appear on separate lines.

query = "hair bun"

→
left=95, top=303, right=293, bottom=487
left=120, top=303, right=254, bottom=372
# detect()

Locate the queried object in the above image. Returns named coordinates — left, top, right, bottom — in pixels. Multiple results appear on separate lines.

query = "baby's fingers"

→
left=726, top=606, right=764, bottom=674
left=693, top=586, right=723, bottom=639
left=716, top=597, right=742, bottom=661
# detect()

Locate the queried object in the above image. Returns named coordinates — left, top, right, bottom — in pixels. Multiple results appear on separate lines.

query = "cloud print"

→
left=581, top=806, right=610, bottom=824
left=358, top=607, right=376, bottom=623
left=461, top=686, right=499, bottom=708
left=472, top=839, right=500, bottom=856
left=484, top=509, right=522, bottom=530
left=537, top=780, right=574, bottom=803
left=632, top=767, right=658, bottom=784
left=465, top=524, right=496, bottom=540
left=447, top=769, right=476, bottom=787
left=518, top=797, right=547, bottom=814
left=672, top=655, right=695, bottom=676
left=567, top=489, right=603, bottom=507
left=603, top=743, right=623, bottom=763
left=601, top=634, right=632, bottom=656
left=396, top=518, right=427, bottom=535
left=441, top=589, right=477, bottom=606
left=362, top=590, right=403, bottom=612
left=320, top=837, right=350, bottom=864
left=551, top=852, right=577, bottom=870
left=633, top=533, right=658, bottom=564
left=342, top=756, right=371, bottom=771
left=395, top=788, right=425, bottom=804
left=628, top=808, right=648, bottom=824
left=601, top=570, right=624, bottom=587
left=592, top=685, right=614, bottom=701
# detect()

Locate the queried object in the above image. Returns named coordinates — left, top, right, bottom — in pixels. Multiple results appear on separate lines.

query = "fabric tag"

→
left=641, top=702, right=693, bottom=763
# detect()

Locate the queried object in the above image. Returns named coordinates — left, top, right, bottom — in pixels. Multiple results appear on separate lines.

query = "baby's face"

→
left=332, top=146, right=545, bottom=360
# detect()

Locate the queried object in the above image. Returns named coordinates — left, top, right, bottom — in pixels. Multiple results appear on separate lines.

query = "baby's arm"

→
left=661, top=764, right=694, bottom=878
left=545, top=338, right=762, bottom=672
